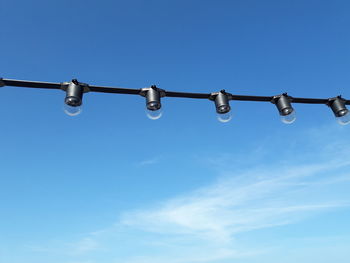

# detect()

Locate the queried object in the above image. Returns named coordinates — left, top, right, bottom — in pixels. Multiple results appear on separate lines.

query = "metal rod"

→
left=291, top=97, right=329, bottom=104
left=88, top=85, right=141, bottom=95
left=2, top=79, right=62, bottom=90
left=164, top=91, right=210, bottom=99
left=230, top=95, right=272, bottom=102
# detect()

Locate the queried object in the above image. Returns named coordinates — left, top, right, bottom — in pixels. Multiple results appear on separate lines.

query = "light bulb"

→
left=143, top=88, right=162, bottom=120
left=217, top=112, right=232, bottom=123
left=63, top=82, right=84, bottom=117
left=146, top=100, right=162, bottom=120
left=337, top=111, right=350, bottom=125
left=280, top=110, right=296, bottom=124
left=146, top=108, right=162, bottom=120
left=63, top=103, right=82, bottom=116
left=214, top=92, right=232, bottom=123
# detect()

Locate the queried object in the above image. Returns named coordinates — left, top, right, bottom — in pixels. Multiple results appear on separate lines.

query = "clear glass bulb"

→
left=146, top=108, right=162, bottom=120
left=337, top=111, right=350, bottom=125
left=217, top=112, right=232, bottom=123
left=280, top=110, right=296, bottom=124
left=63, top=104, right=82, bottom=116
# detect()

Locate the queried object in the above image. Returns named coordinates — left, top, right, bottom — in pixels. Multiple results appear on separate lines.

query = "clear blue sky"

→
left=1, top=0, right=350, bottom=262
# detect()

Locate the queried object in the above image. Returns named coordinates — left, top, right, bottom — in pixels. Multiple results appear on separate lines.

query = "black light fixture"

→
left=210, top=90, right=232, bottom=123
left=327, top=96, right=350, bottom=125
left=1, top=77, right=349, bottom=126
left=62, top=79, right=88, bottom=116
left=140, top=85, right=164, bottom=120
left=272, top=93, right=296, bottom=124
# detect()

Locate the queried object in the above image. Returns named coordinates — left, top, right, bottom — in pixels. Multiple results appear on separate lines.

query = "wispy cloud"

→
left=29, top=127, right=350, bottom=263
left=137, top=157, right=161, bottom=166
left=115, top=160, right=350, bottom=263
left=60, top=160, right=350, bottom=262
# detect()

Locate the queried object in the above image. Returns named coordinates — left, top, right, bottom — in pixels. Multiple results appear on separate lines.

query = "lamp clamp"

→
left=209, top=89, right=232, bottom=101
left=139, top=85, right=165, bottom=97
left=271, top=93, right=293, bottom=104
left=60, top=79, right=90, bottom=93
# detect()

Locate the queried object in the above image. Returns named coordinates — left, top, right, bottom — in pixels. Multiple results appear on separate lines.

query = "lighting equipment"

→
left=62, top=79, right=86, bottom=116
left=328, top=96, right=350, bottom=125
left=140, top=85, right=164, bottom=120
left=210, top=90, right=232, bottom=123
left=272, top=93, right=296, bottom=124
left=0, top=77, right=349, bottom=126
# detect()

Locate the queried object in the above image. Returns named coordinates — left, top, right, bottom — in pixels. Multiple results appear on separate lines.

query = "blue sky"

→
left=1, top=0, right=350, bottom=262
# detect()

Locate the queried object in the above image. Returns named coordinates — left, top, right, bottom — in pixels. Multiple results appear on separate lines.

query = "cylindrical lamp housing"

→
left=328, top=97, right=348, bottom=117
left=146, top=87, right=161, bottom=111
left=274, top=95, right=294, bottom=116
left=215, top=92, right=231, bottom=114
left=65, top=82, right=84, bottom=107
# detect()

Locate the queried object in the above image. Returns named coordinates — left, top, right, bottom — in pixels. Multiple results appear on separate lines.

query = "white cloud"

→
left=29, top=127, right=350, bottom=263
left=119, top=161, right=350, bottom=251
left=60, top=158, right=349, bottom=263
left=137, top=157, right=160, bottom=166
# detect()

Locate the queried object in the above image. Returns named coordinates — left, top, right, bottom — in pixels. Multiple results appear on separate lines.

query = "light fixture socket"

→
left=327, top=96, right=348, bottom=117
left=140, top=85, right=165, bottom=111
left=62, top=79, right=88, bottom=107
left=210, top=90, right=231, bottom=114
left=272, top=93, right=294, bottom=116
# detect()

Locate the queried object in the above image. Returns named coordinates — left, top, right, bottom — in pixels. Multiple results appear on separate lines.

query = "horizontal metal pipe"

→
left=230, top=95, right=272, bottom=102
left=291, top=97, right=329, bottom=104
left=88, top=85, right=141, bottom=95
left=2, top=79, right=62, bottom=89
left=164, top=91, right=210, bottom=99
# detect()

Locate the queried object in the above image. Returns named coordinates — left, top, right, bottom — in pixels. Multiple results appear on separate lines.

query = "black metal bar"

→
left=291, top=97, right=329, bottom=104
left=164, top=91, right=210, bottom=99
left=2, top=79, right=62, bottom=90
left=88, top=85, right=141, bottom=95
left=230, top=95, right=273, bottom=102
